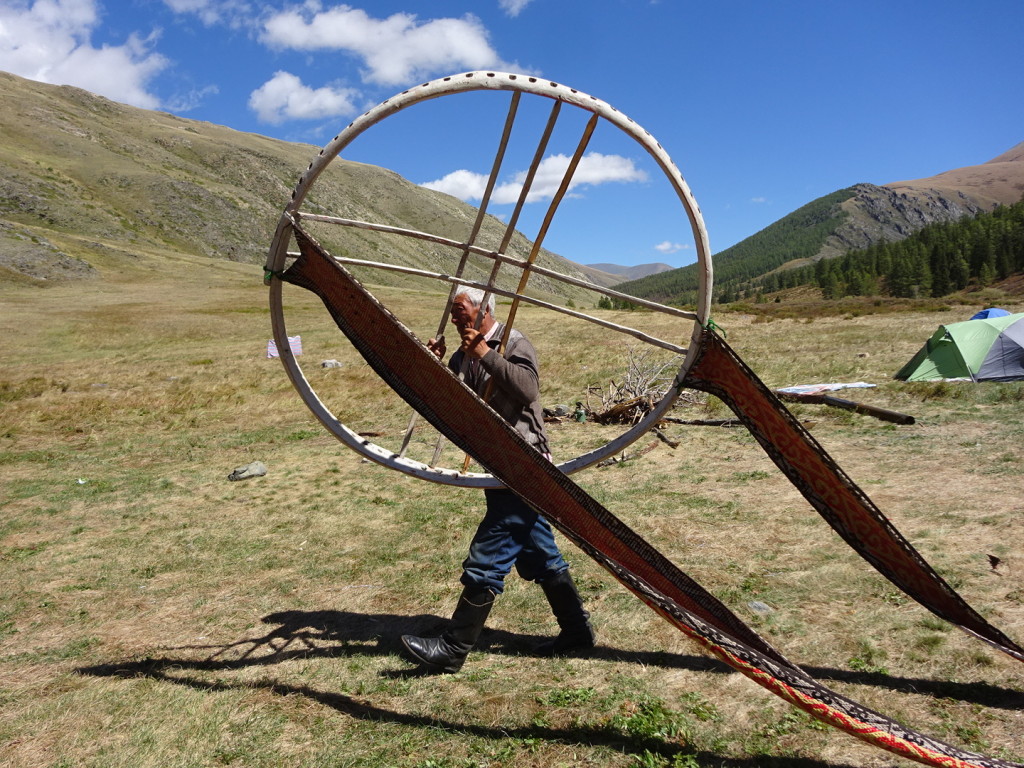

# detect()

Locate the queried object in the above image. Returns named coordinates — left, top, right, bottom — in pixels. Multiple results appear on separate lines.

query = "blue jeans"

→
left=460, top=489, right=569, bottom=594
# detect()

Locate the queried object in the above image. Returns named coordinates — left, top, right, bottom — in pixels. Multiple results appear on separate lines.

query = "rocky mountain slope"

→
left=806, top=182, right=995, bottom=263
left=0, top=71, right=604, bottom=303
left=615, top=142, right=1024, bottom=302
left=887, top=141, right=1024, bottom=207
left=813, top=143, right=1024, bottom=262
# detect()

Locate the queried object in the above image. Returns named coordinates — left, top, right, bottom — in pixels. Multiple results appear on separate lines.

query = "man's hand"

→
left=458, top=326, right=490, bottom=360
left=427, top=336, right=446, bottom=358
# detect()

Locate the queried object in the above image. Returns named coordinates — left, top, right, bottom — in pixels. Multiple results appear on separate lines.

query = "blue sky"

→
left=2, top=0, right=1022, bottom=268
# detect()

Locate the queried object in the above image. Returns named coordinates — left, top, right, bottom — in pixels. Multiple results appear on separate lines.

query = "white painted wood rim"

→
left=266, top=71, right=713, bottom=487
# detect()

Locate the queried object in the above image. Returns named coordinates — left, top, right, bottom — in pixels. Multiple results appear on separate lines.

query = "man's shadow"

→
left=76, top=608, right=1023, bottom=765
left=77, top=608, right=726, bottom=676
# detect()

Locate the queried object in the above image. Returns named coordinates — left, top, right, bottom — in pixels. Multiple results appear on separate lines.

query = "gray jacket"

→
left=449, top=322, right=550, bottom=455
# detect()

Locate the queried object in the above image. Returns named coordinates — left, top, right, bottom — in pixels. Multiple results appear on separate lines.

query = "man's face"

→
left=450, top=295, right=479, bottom=330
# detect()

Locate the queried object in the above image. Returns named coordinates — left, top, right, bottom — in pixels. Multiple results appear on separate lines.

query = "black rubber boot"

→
left=536, top=570, right=596, bottom=656
left=401, top=586, right=495, bottom=673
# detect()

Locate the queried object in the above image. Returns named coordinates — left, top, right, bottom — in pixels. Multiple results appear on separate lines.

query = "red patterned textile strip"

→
left=279, top=225, right=1021, bottom=768
left=682, top=330, right=1024, bottom=663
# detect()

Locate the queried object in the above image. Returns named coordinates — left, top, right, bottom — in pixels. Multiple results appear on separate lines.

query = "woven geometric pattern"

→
left=683, top=330, right=1024, bottom=663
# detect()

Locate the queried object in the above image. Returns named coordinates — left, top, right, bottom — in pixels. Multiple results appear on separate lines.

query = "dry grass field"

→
left=2, top=249, right=1023, bottom=767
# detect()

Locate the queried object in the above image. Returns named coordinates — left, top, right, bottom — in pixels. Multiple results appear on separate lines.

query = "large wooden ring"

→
left=266, top=71, right=714, bottom=486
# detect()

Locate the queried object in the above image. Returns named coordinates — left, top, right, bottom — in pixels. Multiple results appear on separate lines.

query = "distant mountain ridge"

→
left=615, top=143, right=1024, bottom=303
left=585, top=262, right=674, bottom=281
left=886, top=141, right=1024, bottom=209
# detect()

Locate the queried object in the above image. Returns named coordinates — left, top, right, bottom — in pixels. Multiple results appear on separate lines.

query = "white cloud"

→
left=162, top=0, right=254, bottom=28
left=654, top=241, right=689, bottom=254
left=498, top=0, right=533, bottom=17
left=261, top=5, right=508, bottom=86
left=249, top=70, right=359, bottom=124
left=750, top=196, right=767, bottom=203
left=164, top=83, right=220, bottom=112
left=0, top=0, right=167, bottom=108
left=418, top=169, right=491, bottom=202
left=423, top=152, right=648, bottom=204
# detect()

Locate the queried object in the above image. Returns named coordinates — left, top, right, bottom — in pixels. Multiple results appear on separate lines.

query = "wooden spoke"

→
left=404, top=91, right=521, bottom=459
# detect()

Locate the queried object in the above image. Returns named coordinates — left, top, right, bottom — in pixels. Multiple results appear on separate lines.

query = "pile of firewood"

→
left=584, top=347, right=701, bottom=424
left=588, top=394, right=653, bottom=424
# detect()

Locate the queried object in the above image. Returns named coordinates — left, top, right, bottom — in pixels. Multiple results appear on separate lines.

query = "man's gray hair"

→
left=454, top=286, right=495, bottom=315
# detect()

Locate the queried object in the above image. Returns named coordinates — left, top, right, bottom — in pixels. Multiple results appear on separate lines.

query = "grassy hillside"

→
left=0, top=71, right=602, bottom=307
left=2, top=254, right=1023, bottom=767
left=616, top=188, right=858, bottom=304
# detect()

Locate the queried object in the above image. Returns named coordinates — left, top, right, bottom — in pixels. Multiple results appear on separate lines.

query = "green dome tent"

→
left=894, top=312, right=1024, bottom=382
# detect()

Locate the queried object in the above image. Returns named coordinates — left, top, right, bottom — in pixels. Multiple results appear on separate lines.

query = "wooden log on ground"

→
left=775, top=391, right=915, bottom=425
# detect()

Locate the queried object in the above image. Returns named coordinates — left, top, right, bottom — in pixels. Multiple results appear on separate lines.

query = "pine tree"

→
left=930, top=243, right=951, bottom=297
left=949, top=254, right=970, bottom=291
left=820, top=272, right=842, bottom=299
